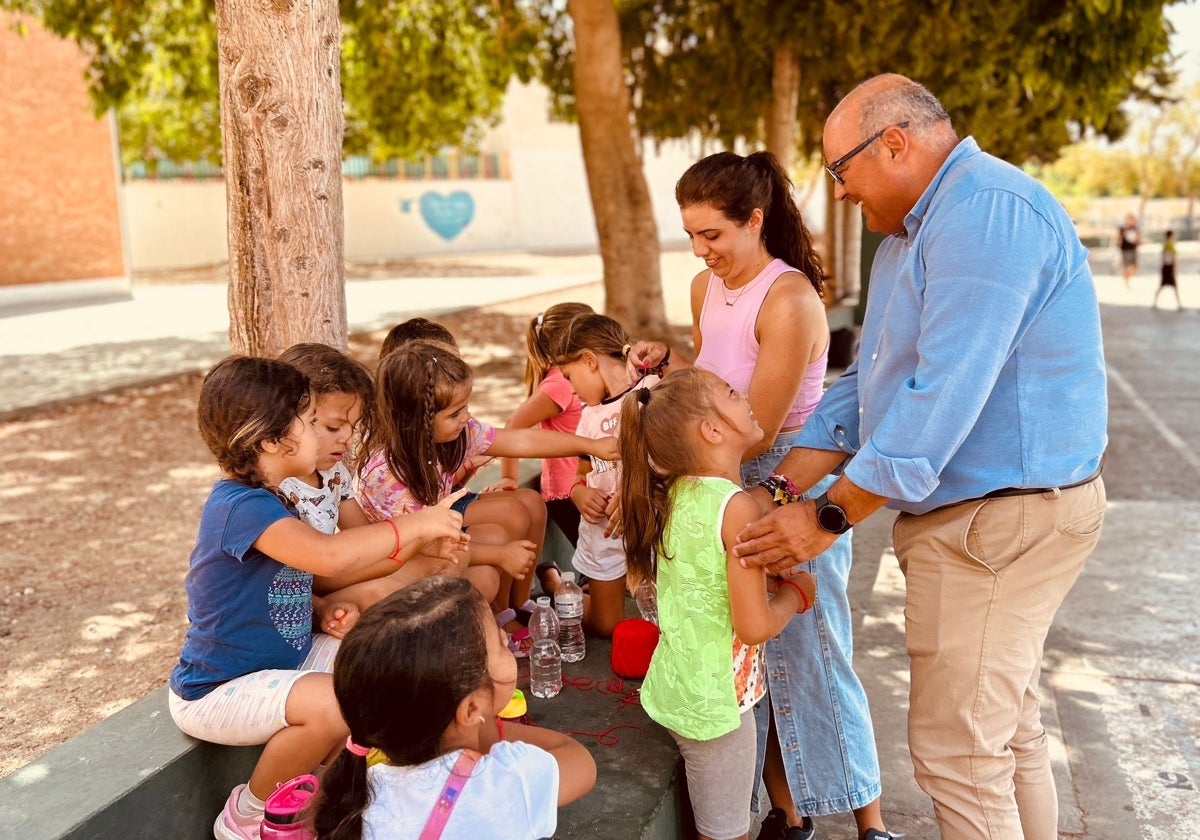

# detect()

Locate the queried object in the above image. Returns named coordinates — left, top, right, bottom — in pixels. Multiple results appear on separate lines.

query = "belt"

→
left=971, top=463, right=1103, bottom=504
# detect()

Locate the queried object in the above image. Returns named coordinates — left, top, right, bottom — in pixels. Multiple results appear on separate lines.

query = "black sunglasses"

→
left=824, top=121, right=909, bottom=184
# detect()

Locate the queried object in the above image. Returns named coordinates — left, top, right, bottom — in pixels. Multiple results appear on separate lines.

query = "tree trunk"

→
left=215, top=0, right=346, bottom=356
left=838, top=200, right=861, bottom=304
left=567, top=0, right=668, bottom=339
left=764, top=41, right=800, bottom=171
left=823, top=176, right=841, bottom=304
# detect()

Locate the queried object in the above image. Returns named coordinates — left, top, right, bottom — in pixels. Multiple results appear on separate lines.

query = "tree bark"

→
left=839, top=200, right=861, bottom=304
left=568, top=0, right=668, bottom=339
left=215, top=0, right=346, bottom=356
left=824, top=176, right=841, bottom=304
left=764, top=41, right=800, bottom=171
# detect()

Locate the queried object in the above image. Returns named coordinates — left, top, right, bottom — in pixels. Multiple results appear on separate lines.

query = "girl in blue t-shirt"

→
left=313, top=574, right=596, bottom=840
left=168, top=356, right=468, bottom=840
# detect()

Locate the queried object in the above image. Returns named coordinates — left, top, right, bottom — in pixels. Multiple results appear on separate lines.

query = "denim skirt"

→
left=742, top=429, right=882, bottom=815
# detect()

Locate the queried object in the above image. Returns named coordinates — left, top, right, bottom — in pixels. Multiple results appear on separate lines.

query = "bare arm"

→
left=487, top=427, right=618, bottom=462
left=722, top=492, right=800, bottom=644
left=492, top=392, right=564, bottom=489
left=742, top=274, right=827, bottom=460
left=482, top=719, right=597, bottom=806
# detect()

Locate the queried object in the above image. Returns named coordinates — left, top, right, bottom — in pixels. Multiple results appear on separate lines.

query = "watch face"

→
left=817, top=500, right=849, bottom=534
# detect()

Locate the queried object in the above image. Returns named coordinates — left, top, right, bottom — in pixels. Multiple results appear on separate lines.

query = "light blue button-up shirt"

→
left=797, top=138, right=1107, bottom=515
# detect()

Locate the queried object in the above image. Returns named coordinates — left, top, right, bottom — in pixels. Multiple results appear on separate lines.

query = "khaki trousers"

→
left=893, top=478, right=1105, bottom=839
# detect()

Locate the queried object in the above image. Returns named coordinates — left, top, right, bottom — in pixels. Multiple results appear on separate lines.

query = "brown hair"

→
left=675, top=150, right=823, bottom=295
left=277, top=343, right=375, bottom=470
left=523, top=302, right=594, bottom=396
left=379, top=317, right=458, bottom=360
left=196, top=356, right=311, bottom=489
left=365, top=339, right=474, bottom=507
left=313, top=576, right=494, bottom=840
left=554, top=312, right=632, bottom=369
left=618, top=368, right=733, bottom=587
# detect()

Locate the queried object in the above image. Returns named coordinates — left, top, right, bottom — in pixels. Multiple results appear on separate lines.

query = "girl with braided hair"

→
left=355, top=339, right=618, bottom=621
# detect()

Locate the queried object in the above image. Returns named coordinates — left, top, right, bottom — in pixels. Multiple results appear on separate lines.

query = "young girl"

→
left=356, top=339, right=619, bottom=618
left=619, top=368, right=816, bottom=840
left=168, top=356, right=466, bottom=840
left=488, top=302, right=594, bottom=547
left=542, top=312, right=661, bottom=638
left=276, top=343, right=464, bottom=603
left=313, top=575, right=596, bottom=839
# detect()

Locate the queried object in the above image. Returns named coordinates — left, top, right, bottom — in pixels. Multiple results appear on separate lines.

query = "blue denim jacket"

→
left=798, top=138, right=1107, bottom=515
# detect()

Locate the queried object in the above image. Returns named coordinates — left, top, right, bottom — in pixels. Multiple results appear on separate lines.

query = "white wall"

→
left=123, top=82, right=699, bottom=272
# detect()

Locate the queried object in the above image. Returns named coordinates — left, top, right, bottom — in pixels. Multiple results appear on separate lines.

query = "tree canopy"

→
left=2, top=0, right=542, bottom=166
left=609, top=0, right=1180, bottom=165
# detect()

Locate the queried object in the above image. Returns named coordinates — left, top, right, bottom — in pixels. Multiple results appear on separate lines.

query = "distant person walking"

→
left=1117, top=213, right=1141, bottom=287
left=1154, top=229, right=1181, bottom=310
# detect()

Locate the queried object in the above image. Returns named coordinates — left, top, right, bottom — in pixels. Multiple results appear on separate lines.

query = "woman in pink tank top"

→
left=627, top=152, right=897, bottom=840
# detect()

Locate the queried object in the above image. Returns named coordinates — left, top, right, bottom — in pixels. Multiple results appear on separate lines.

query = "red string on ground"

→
left=563, top=724, right=644, bottom=746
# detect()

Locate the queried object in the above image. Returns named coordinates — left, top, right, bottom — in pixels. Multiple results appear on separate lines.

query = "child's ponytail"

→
left=311, top=749, right=370, bottom=840
left=618, top=387, right=672, bottom=589
left=523, top=302, right=594, bottom=395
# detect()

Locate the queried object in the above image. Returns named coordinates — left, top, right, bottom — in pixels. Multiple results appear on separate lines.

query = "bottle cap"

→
left=562, top=572, right=576, bottom=583
left=536, top=596, right=551, bottom=607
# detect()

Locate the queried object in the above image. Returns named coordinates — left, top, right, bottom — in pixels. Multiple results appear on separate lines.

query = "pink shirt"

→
left=695, top=258, right=826, bottom=429
left=356, top=418, right=496, bottom=521
left=537, top=367, right=584, bottom=500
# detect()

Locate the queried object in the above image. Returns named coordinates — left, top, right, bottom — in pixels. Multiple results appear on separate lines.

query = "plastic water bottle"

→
left=529, top=597, right=562, bottom=699
left=634, top=579, right=659, bottom=626
left=261, top=774, right=318, bottom=839
left=554, top=572, right=586, bottom=662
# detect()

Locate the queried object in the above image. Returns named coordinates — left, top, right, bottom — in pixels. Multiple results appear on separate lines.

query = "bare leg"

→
left=581, top=576, right=627, bottom=639
left=247, top=672, right=346, bottom=800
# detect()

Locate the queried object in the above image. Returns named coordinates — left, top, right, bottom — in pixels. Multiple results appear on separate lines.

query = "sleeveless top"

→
left=641, top=477, right=765, bottom=741
left=695, top=258, right=827, bottom=429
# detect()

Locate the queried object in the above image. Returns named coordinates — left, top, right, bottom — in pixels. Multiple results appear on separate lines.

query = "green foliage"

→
left=599, top=0, right=1180, bottom=165
left=3, top=0, right=543, bottom=166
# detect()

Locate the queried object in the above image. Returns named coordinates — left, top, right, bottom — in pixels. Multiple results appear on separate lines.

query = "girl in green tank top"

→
left=618, top=368, right=815, bottom=839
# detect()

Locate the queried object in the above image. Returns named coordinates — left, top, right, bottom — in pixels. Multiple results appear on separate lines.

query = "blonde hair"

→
left=523, top=302, right=594, bottom=395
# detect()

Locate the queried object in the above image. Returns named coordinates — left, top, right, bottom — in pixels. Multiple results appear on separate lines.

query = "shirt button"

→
left=871, top=353, right=878, bottom=360
left=858, top=406, right=864, bottom=415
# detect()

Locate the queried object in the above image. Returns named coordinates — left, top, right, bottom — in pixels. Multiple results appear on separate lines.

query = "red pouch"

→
left=610, top=618, right=660, bottom=679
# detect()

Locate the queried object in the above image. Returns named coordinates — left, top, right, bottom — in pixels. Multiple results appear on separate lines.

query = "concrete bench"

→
left=0, top=489, right=690, bottom=839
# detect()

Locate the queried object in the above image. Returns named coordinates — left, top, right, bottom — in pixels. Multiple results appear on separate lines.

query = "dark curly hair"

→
left=196, top=356, right=311, bottom=489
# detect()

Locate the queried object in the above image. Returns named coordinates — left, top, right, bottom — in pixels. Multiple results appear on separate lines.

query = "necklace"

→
left=720, top=256, right=773, bottom=306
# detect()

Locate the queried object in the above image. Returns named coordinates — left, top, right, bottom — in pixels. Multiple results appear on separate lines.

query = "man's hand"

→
left=733, top=501, right=837, bottom=575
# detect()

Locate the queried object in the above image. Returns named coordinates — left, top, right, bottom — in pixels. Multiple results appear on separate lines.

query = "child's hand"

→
left=409, top=489, right=469, bottom=543
left=481, top=476, right=519, bottom=493
left=771, top=569, right=817, bottom=614
left=590, top=436, right=621, bottom=462
left=572, top=486, right=610, bottom=525
left=317, top=600, right=361, bottom=639
left=603, top=494, right=624, bottom=539
left=495, top=540, right=537, bottom=580
left=426, top=533, right=470, bottom=561
left=456, top=453, right=494, bottom=484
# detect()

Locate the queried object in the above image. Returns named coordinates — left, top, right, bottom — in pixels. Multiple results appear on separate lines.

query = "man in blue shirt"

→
left=736, top=74, right=1107, bottom=840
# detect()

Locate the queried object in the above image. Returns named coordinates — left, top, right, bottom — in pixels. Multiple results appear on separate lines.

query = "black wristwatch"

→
left=813, top=492, right=851, bottom=534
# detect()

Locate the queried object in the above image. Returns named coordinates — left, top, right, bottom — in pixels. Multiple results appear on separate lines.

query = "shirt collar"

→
left=901, top=136, right=980, bottom=239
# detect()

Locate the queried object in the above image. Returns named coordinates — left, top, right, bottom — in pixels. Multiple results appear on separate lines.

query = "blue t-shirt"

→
left=169, top=479, right=315, bottom=701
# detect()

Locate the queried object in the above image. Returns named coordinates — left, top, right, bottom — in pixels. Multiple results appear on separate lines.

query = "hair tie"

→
left=345, top=737, right=371, bottom=757
left=622, top=343, right=633, bottom=359
left=536, top=313, right=545, bottom=326
left=637, top=389, right=651, bottom=406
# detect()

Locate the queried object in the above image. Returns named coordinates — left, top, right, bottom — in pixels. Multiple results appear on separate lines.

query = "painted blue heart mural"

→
left=418, top=191, right=475, bottom=240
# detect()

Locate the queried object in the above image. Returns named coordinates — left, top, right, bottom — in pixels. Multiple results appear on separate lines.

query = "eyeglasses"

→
left=824, top=121, right=909, bottom=184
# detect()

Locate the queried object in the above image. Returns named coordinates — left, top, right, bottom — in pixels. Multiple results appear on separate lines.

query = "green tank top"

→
left=641, top=476, right=745, bottom=740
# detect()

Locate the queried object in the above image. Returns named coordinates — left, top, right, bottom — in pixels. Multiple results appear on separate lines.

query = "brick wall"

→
left=0, top=12, right=125, bottom=286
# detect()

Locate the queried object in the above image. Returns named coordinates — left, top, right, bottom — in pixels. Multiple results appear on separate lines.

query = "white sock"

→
left=237, top=785, right=265, bottom=818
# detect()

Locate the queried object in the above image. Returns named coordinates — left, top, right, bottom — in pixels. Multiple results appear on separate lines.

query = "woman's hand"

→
left=625, top=340, right=668, bottom=379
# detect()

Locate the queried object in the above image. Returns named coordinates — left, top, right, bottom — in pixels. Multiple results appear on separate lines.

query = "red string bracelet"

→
left=777, top=578, right=811, bottom=613
left=496, top=715, right=505, bottom=740
left=386, top=518, right=403, bottom=563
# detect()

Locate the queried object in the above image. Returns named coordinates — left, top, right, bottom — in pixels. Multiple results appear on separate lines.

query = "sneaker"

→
left=756, top=807, right=815, bottom=840
left=861, top=830, right=904, bottom=840
left=213, top=784, right=263, bottom=840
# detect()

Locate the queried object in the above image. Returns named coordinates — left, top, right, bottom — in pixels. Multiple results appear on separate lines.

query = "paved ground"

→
left=1, top=243, right=1197, bottom=838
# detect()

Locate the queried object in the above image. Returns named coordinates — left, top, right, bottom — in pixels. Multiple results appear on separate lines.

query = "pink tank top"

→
left=695, top=258, right=827, bottom=429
